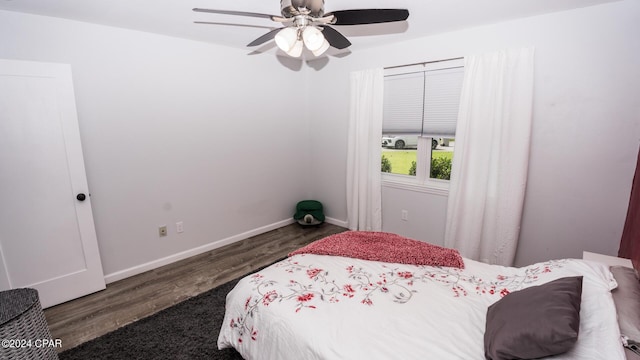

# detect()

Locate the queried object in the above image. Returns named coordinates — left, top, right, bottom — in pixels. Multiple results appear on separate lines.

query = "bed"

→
left=218, top=231, right=632, bottom=359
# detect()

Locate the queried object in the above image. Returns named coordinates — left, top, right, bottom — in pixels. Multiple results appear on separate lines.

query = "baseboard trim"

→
left=325, top=216, right=348, bottom=228
left=104, top=218, right=296, bottom=284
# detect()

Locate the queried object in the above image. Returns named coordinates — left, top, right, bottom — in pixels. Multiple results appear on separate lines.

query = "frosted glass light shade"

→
left=302, top=26, right=324, bottom=52
left=275, top=27, right=298, bottom=52
left=312, top=39, right=330, bottom=56
left=287, top=40, right=303, bottom=57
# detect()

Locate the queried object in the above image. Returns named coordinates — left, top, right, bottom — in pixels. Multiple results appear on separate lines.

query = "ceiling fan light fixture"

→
left=286, top=39, right=304, bottom=57
left=312, top=38, right=330, bottom=57
left=302, top=26, right=324, bottom=52
left=274, top=27, right=298, bottom=52
left=195, top=3, right=410, bottom=57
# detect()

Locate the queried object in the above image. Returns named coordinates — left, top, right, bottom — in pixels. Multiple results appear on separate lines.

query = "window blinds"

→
left=383, top=66, right=464, bottom=137
left=382, top=72, right=424, bottom=135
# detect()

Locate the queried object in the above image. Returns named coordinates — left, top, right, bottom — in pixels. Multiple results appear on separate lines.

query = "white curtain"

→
left=346, top=68, right=384, bottom=231
left=444, top=48, right=535, bottom=266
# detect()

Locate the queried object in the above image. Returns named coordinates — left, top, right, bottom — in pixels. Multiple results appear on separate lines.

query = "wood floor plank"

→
left=44, top=223, right=346, bottom=352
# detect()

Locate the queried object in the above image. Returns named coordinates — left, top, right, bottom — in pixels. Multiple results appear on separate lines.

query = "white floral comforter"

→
left=218, top=254, right=625, bottom=360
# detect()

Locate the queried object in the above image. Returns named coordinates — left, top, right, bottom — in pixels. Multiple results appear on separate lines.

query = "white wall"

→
left=307, top=0, right=640, bottom=266
left=0, top=10, right=312, bottom=279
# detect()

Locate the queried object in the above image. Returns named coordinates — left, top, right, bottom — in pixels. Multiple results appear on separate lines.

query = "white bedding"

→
left=218, top=254, right=625, bottom=359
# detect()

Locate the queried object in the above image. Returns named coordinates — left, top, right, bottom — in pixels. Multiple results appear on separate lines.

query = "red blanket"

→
left=289, top=231, right=464, bottom=268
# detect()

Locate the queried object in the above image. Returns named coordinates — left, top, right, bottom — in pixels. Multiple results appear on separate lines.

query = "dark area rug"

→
left=58, top=271, right=259, bottom=360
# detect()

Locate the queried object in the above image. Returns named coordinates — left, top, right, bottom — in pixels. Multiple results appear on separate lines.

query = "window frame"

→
left=381, top=59, right=464, bottom=195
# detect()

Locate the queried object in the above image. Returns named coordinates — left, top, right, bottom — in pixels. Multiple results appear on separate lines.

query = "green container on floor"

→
left=293, top=200, right=325, bottom=226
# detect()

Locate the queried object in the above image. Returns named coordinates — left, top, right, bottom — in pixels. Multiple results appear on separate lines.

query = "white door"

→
left=0, top=59, right=105, bottom=308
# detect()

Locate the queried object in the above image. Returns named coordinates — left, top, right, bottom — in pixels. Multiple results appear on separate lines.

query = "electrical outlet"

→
left=159, top=225, right=167, bottom=237
left=401, top=210, right=409, bottom=221
left=176, top=221, right=184, bottom=233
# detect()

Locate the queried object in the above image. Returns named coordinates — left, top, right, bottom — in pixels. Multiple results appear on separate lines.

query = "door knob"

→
left=76, top=193, right=87, bottom=201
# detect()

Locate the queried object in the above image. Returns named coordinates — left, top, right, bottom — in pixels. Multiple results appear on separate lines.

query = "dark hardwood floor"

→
left=44, top=222, right=346, bottom=352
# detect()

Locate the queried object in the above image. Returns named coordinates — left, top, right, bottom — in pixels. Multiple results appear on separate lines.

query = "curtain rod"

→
left=384, top=56, right=464, bottom=70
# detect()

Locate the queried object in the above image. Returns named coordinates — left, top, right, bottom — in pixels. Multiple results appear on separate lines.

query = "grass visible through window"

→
left=382, top=150, right=453, bottom=176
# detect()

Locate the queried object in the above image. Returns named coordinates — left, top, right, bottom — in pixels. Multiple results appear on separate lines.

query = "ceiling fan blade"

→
left=247, top=28, right=282, bottom=47
left=327, top=9, right=409, bottom=25
left=321, top=26, right=351, bottom=50
left=193, top=8, right=280, bottom=21
left=194, top=21, right=275, bottom=30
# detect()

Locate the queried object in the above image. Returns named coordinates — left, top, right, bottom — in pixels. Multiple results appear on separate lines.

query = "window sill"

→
left=382, top=174, right=449, bottom=196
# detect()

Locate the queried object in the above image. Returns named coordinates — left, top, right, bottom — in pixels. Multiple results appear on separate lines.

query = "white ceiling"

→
left=0, top=0, right=620, bottom=57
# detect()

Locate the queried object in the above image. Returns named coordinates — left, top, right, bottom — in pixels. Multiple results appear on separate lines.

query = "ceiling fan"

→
left=193, top=0, right=409, bottom=57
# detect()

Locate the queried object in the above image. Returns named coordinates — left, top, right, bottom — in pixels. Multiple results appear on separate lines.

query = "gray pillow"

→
left=610, top=266, right=640, bottom=360
left=484, top=276, right=583, bottom=360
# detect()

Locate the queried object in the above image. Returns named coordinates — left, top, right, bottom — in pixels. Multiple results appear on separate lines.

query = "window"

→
left=381, top=59, right=464, bottom=192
